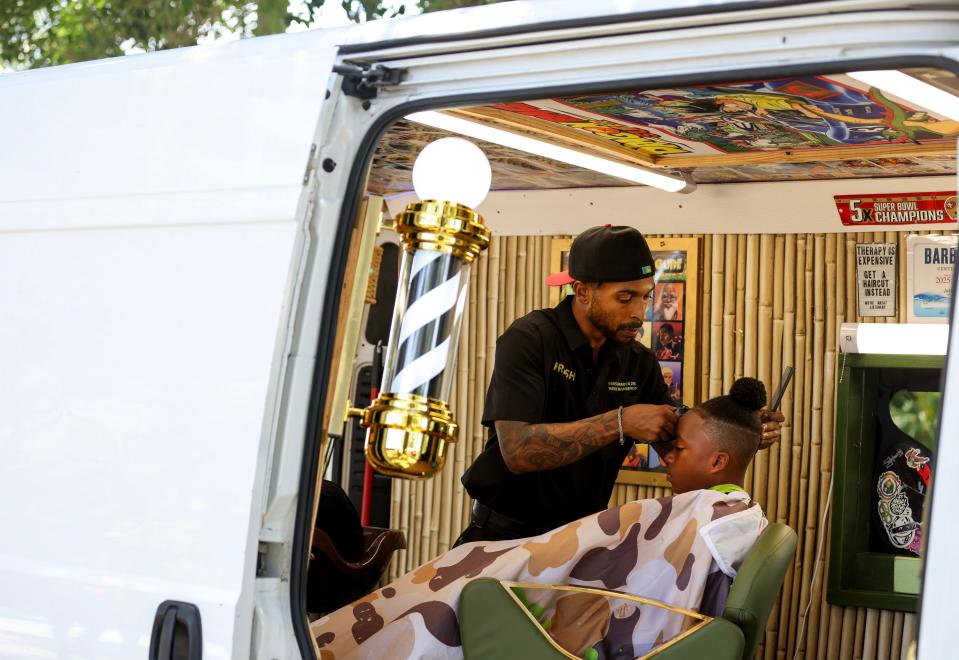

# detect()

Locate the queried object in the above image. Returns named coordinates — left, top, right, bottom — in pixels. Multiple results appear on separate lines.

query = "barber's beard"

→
left=588, top=304, right=641, bottom=345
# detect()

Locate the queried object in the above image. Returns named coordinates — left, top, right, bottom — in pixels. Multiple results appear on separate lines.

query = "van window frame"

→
left=292, top=52, right=959, bottom=657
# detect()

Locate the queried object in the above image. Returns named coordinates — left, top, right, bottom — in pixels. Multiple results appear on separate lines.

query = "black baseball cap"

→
left=546, top=225, right=655, bottom=286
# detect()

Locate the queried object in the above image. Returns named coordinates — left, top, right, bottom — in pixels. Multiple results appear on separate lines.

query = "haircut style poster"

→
left=550, top=237, right=699, bottom=487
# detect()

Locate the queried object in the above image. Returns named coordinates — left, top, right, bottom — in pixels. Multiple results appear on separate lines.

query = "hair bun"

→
left=729, top=377, right=767, bottom=411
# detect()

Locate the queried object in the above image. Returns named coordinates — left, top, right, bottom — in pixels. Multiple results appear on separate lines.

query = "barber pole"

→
left=360, top=200, right=490, bottom=479
left=389, top=250, right=468, bottom=398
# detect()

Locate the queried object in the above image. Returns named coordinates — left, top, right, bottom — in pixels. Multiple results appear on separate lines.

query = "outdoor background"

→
left=0, top=0, right=505, bottom=70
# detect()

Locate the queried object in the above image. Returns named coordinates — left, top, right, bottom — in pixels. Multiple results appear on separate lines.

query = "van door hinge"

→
left=333, top=63, right=405, bottom=100
left=256, top=542, right=268, bottom=577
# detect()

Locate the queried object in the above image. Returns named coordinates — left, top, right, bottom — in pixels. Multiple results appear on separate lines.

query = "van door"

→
left=259, top=2, right=959, bottom=657
left=0, top=34, right=339, bottom=659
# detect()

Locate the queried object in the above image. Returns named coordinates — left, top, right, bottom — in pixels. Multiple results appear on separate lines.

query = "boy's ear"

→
left=710, top=451, right=730, bottom=474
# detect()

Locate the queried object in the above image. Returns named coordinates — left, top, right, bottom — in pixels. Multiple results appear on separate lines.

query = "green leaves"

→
left=1, top=0, right=260, bottom=69
left=0, top=0, right=507, bottom=70
left=417, top=0, right=499, bottom=11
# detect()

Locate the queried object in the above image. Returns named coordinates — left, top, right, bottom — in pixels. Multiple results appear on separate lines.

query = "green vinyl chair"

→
left=459, top=523, right=797, bottom=659
left=722, top=523, right=797, bottom=660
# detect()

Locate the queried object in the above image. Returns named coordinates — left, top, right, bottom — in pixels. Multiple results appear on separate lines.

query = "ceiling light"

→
left=405, top=110, right=694, bottom=194
left=848, top=70, right=959, bottom=121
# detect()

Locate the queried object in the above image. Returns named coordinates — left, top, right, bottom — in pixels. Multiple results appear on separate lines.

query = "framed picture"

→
left=549, top=236, right=700, bottom=487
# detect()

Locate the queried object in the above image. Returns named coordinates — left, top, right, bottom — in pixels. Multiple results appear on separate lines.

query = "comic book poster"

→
left=555, top=75, right=959, bottom=152
left=481, top=75, right=959, bottom=167
left=549, top=237, right=699, bottom=487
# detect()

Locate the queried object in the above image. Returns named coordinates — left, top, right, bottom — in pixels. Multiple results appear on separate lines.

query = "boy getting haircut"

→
left=698, top=376, right=767, bottom=468
left=313, top=378, right=771, bottom=658
left=662, top=377, right=767, bottom=494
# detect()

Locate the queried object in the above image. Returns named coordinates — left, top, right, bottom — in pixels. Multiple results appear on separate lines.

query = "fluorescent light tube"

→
left=848, top=70, right=959, bottom=121
left=839, top=322, right=949, bottom=355
left=405, top=110, right=694, bottom=193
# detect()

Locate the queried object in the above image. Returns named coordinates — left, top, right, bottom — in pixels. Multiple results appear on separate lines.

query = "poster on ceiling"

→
left=477, top=75, right=959, bottom=167
left=555, top=76, right=959, bottom=152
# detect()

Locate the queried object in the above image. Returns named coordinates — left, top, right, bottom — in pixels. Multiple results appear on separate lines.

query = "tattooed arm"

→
left=496, top=404, right=677, bottom=474
left=495, top=412, right=619, bottom=474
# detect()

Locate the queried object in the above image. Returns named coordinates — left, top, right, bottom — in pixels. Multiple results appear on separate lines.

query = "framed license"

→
left=549, top=236, right=700, bottom=487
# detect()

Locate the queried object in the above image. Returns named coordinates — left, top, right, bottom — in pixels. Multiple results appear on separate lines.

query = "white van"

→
left=2, top=1, right=957, bottom=658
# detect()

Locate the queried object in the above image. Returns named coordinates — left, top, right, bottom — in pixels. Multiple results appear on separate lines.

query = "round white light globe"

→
left=412, top=137, right=492, bottom=209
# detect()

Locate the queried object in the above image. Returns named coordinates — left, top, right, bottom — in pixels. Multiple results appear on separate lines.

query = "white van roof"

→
left=332, top=0, right=945, bottom=52
left=0, top=0, right=942, bottom=234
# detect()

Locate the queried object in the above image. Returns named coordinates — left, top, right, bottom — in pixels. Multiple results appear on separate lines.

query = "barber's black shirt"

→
left=461, top=296, right=673, bottom=531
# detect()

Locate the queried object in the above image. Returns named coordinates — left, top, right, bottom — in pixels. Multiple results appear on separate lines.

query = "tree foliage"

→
left=292, top=0, right=406, bottom=26
left=416, top=0, right=499, bottom=12
left=0, top=0, right=505, bottom=70
left=290, top=0, right=499, bottom=25
left=1, top=1, right=259, bottom=69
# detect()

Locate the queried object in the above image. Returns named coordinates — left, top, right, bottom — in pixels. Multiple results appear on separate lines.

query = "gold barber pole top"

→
left=395, top=200, right=490, bottom=259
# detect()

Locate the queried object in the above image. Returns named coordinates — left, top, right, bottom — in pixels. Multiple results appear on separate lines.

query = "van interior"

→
left=307, top=63, right=956, bottom=659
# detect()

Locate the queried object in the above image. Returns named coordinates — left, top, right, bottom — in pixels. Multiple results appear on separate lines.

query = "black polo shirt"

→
left=461, top=295, right=673, bottom=531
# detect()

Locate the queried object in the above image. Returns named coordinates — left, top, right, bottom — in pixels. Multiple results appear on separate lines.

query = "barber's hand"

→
left=758, top=409, right=786, bottom=449
left=621, top=404, right=678, bottom=443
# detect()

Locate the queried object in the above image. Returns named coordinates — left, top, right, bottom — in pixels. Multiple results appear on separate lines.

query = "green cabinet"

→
left=828, top=353, right=941, bottom=612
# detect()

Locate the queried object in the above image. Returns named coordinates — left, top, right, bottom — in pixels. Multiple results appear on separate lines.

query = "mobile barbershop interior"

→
left=311, top=67, right=957, bottom=659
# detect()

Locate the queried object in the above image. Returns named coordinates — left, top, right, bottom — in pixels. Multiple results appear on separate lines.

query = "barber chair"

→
left=722, top=523, right=797, bottom=659
left=458, top=523, right=797, bottom=659
left=307, top=526, right=407, bottom=615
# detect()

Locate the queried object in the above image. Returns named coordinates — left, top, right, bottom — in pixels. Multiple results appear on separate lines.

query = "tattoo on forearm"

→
left=496, top=411, right=619, bottom=473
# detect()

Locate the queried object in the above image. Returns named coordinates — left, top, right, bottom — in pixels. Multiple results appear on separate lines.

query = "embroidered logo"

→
left=552, top=361, right=576, bottom=381
left=608, top=380, right=637, bottom=392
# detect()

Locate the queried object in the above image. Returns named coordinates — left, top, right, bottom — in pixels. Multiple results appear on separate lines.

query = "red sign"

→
left=835, top=192, right=958, bottom=227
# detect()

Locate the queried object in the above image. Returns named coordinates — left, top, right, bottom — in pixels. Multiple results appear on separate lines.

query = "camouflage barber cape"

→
left=310, top=489, right=767, bottom=659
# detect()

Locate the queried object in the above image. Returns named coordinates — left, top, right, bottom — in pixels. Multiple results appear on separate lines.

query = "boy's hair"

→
left=695, top=377, right=767, bottom=469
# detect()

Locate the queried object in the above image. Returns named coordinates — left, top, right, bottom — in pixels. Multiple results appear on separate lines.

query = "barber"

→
left=455, top=225, right=784, bottom=545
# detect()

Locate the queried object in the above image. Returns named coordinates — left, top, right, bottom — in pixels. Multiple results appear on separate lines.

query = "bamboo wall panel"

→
left=385, top=230, right=954, bottom=660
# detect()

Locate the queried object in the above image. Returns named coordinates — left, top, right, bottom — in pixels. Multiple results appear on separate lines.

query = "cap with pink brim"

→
left=545, top=271, right=575, bottom=287
left=544, top=224, right=655, bottom=287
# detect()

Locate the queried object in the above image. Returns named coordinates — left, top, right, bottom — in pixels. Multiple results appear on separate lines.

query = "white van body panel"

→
left=1, top=0, right=958, bottom=658
left=2, top=31, right=338, bottom=231
left=0, top=33, right=337, bottom=659
left=0, top=224, right=297, bottom=659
